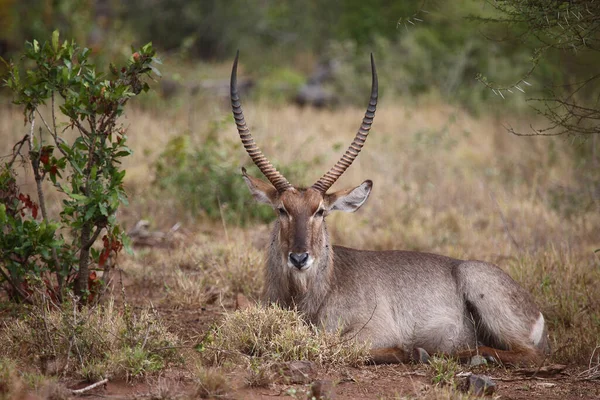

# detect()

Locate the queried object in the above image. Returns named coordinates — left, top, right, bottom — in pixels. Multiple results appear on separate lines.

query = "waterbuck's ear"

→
left=242, top=168, right=279, bottom=205
left=325, top=180, right=372, bottom=213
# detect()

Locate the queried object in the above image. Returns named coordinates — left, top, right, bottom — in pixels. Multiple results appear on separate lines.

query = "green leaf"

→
left=70, top=193, right=87, bottom=201
left=84, top=205, right=96, bottom=221
left=52, top=30, right=59, bottom=52
left=122, top=234, right=134, bottom=255
left=115, top=150, right=133, bottom=157
left=90, top=165, right=98, bottom=180
left=99, top=202, right=108, bottom=216
left=33, top=40, right=39, bottom=53
left=0, top=203, right=6, bottom=224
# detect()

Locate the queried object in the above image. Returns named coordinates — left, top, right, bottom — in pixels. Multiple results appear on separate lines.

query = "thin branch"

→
left=7, top=134, right=30, bottom=168
left=0, top=266, right=33, bottom=304
left=70, top=378, right=108, bottom=395
left=81, top=226, right=104, bottom=252
left=36, top=108, right=67, bottom=158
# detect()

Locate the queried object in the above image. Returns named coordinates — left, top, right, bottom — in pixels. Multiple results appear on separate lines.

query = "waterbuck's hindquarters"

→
left=317, top=249, right=549, bottom=366
left=454, top=260, right=550, bottom=362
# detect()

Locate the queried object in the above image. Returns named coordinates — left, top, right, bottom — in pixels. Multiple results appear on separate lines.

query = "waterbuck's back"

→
left=323, top=245, right=547, bottom=356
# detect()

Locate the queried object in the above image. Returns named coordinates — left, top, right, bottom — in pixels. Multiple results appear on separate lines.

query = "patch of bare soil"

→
left=2, top=287, right=598, bottom=399
left=72, top=294, right=599, bottom=400
left=72, top=364, right=600, bottom=399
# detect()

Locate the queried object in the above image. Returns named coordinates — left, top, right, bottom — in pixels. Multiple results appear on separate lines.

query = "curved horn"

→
left=231, top=51, right=292, bottom=193
left=312, top=54, right=378, bottom=193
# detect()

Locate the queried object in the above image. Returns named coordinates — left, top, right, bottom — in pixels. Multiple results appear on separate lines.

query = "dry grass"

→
left=0, top=358, right=26, bottom=400
left=1, top=89, right=599, bottom=397
left=4, top=96, right=597, bottom=362
left=415, top=386, right=481, bottom=400
left=0, top=296, right=181, bottom=381
left=122, top=235, right=265, bottom=307
left=203, top=305, right=369, bottom=368
left=192, top=366, right=231, bottom=399
left=0, top=358, right=70, bottom=400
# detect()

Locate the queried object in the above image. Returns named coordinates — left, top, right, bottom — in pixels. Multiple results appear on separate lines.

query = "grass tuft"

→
left=0, top=297, right=181, bottom=381
left=203, top=304, right=369, bottom=367
left=193, top=365, right=231, bottom=399
left=0, top=358, right=26, bottom=400
left=429, top=356, right=462, bottom=388
left=0, top=358, right=70, bottom=400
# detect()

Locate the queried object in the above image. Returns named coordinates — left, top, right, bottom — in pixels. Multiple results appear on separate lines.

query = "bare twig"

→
left=324, top=300, right=377, bottom=353
left=36, top=108, right=68, bottom=158
left=70, top=378, right=108, bottom=395
left=7, top=134, right=29, bottom=168
left=577, top=346, right=600, bottom=381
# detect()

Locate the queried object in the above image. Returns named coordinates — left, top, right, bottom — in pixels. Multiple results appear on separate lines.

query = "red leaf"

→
left=99, top=249, right=110, bottom=267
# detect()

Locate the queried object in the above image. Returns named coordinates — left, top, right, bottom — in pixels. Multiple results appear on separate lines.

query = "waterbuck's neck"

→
left=263, top=220, right=334, bottom=322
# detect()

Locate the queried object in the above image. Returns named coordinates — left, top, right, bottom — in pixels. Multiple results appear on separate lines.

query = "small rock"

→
left=276, top=360, right=316, bottom=384
left=469, top=355, right=488, bottom=367
left=463, top=374, right=496, bottom=397
left=310, top=380, right=335, bottom=400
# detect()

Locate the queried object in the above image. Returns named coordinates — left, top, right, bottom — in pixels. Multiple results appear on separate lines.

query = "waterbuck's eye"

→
left=278, top=208, right=288, bottom=217
left=315, top=209, right=325, bottom=218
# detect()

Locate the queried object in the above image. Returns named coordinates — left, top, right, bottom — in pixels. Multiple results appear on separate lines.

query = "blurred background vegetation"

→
left=1, top=0, right=593, bottom=110
left=0, top=0, right=598, bottom=224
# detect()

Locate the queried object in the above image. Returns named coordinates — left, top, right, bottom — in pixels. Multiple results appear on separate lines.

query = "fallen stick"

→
left=71, top=378, right=108, bottom=395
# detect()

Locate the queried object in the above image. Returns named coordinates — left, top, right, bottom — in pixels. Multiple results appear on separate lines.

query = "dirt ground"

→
left=67, top=295, right=599, bottom=400
left=72, top=368, right=600, bottom=400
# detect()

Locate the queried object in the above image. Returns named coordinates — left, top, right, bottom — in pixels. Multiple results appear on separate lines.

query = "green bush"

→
left=154, top=118, right=310, bottom=226
left=0, top=31, right=159, bottom=304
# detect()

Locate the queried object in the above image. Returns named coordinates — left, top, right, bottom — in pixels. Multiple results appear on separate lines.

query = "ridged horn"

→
left=231, top=51, right=292, bottom=193
left=312, top=54, right=378, bottom=193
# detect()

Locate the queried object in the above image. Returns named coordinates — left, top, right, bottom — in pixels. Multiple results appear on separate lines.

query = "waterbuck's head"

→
left=231, top=52, right=377, bottom=273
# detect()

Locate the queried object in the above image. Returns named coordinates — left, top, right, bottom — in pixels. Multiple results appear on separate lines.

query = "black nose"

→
left=289, top=252, right=309, bottom=269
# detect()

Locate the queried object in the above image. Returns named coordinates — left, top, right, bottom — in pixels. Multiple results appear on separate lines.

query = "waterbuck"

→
left=230, top=52, right=550, bottom=366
